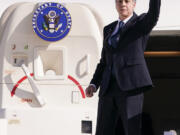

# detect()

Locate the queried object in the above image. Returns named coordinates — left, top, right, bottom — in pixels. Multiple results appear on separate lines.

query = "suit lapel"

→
left=104, top=21, right=117, bottom=40
left=104, top=21, right=118, bottom=50
left=118, top=12, right=138, bottom=43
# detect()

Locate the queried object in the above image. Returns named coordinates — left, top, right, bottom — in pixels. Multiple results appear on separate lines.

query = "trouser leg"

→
left=115, top=115, right=126, bottom=135
left=128, top=114, right=143, bottom=135
left=95, top=97, right=119, bottom=135
left=115, top=93, right=144, bottom=135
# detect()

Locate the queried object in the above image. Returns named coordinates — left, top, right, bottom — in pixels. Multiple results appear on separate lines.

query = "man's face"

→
left=116, top=0, right=136, bottom=20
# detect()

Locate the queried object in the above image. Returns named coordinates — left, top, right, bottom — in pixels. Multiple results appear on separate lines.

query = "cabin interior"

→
left=143, top=30, right=180, bottom=135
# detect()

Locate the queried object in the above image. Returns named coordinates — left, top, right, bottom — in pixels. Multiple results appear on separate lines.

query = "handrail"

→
left=144, top=51, right=180, bottom=57
left=21, top=62, right=46, bottom=107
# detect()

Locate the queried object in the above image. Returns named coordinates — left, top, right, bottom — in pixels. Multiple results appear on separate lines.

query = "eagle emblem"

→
left=43, top=10, right=62, bottom=33
left=32, top=2, right=72, bottom=42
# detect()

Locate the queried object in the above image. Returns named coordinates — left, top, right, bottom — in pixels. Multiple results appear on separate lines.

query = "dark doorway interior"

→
left=142, top=31, right=180, bottom=135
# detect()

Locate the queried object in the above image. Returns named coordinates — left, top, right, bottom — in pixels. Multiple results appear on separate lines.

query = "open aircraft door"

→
left=0, top=2, right=103, bottom=135
left=143, top=30, right=180, bottom=135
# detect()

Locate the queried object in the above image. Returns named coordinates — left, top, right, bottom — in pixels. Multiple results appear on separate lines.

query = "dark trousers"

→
left=95, top=76, right=144, bottom=135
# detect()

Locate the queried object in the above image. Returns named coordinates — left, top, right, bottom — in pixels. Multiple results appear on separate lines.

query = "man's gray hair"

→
left=116, top=0, right=136, bottom=2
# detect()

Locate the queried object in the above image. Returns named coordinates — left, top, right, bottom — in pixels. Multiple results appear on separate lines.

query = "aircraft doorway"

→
left=142, top=31, right=180, bottom=135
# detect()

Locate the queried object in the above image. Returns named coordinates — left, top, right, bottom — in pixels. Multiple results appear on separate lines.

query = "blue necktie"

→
left=109, top=21, right=124, bottom=77
left=109, top=21, right=124, bottom=48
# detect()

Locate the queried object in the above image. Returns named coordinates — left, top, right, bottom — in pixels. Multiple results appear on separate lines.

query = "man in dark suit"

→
left=85, top=0, right=161, bottom=134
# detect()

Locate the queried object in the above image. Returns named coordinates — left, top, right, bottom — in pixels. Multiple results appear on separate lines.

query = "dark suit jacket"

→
left=90, top=0, right=161, bottom=97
